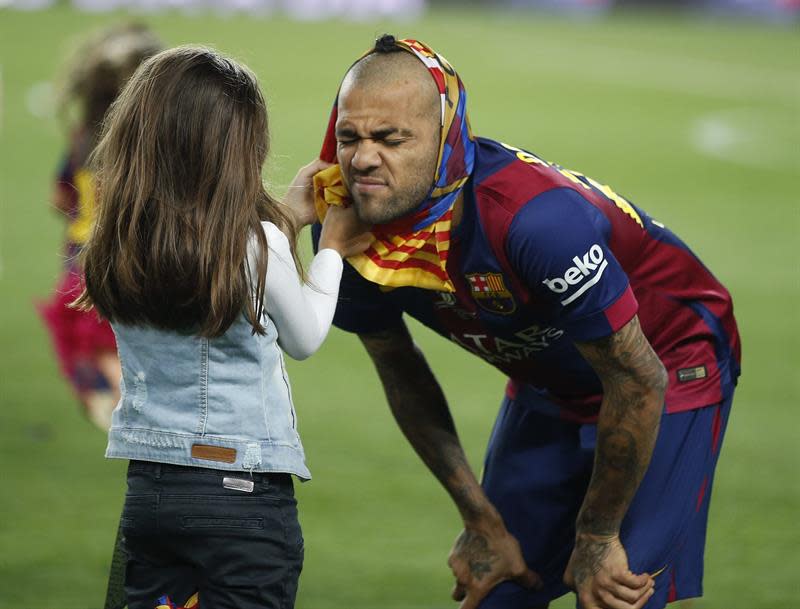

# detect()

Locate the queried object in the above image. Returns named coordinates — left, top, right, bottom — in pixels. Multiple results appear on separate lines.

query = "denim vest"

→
left=106, top=313, right=310, bottom=479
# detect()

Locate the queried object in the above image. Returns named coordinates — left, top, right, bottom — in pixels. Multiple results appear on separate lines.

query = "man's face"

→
left=335, top=78, right=440, bottom=226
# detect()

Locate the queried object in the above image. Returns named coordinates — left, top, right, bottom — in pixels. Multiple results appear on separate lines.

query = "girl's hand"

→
left=283, top=158, right=332, bottom=227
left=319, top=205, right=373, bottom=258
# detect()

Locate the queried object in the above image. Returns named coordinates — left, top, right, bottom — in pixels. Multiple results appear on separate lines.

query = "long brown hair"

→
left=75, top=46, right=299, bottom=337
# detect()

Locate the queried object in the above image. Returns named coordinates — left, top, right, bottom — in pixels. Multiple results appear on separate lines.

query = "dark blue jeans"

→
left=121, top=461, right=303, bottom=609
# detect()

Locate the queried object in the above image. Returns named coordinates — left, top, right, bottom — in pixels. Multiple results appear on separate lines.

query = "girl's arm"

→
left=259, top=221, right=343, bottom=360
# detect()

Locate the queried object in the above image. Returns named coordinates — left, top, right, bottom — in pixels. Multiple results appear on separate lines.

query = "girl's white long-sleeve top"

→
left=250, top=221, right=343, bottom=360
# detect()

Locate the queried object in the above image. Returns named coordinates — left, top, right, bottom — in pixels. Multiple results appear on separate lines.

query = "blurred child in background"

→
left=40, top=23, right=162, bottom=430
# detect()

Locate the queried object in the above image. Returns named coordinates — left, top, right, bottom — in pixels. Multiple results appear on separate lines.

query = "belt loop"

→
left=154, top=462, right=162, bottom=479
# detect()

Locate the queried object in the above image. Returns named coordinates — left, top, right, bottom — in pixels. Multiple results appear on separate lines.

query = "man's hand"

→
left=360, top=326, right=540, bottom=609
left=283, top=158, right=332, bottom=227
left=563, top=533, right=654, bottom=609
left=448, top=519, right=541, bottom=609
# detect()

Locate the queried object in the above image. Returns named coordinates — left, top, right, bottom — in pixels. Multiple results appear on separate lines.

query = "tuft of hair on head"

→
left=342, top=34, right=440, bottom=125
left=374, top=34, right=401, bottom=53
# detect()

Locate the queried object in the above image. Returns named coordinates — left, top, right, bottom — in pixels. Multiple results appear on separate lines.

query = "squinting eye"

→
left=384, top=140, right=404, bottom=147
left=337, top=139, right=356, bottom=146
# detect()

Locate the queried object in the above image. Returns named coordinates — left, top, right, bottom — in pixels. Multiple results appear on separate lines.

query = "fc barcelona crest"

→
left=466, top=273, right=516, bottom=315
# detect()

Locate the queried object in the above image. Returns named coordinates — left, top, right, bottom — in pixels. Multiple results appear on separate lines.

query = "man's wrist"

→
left=575, top=530, right=619, bottom=544
left=575, top=505, right=623, bottom=539
left=459, top=499, right=506, bottom=534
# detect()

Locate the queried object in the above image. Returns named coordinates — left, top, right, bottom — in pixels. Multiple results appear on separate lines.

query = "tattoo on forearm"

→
left=574, top=316, right=668, bottom=537
left=360, top=326, right=485, bottom=520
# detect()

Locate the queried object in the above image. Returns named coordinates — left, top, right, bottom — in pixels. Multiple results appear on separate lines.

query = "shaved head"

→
left=341, top=50, right=441, bottom=126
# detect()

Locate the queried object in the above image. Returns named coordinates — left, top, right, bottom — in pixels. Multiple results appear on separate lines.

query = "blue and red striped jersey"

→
left=314, top=138, right=741, bottom=421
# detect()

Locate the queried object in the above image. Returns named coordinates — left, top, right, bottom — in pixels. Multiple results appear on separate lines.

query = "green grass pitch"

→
left=0, top=5, right=798, bottom=608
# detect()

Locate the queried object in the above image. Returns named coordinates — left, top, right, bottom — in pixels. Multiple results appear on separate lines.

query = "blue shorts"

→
left=479, top=389, right=733, bottom=609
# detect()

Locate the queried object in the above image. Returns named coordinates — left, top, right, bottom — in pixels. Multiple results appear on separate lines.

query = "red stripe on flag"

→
left=428, top=68, right=446, bottom=94
left=379, top=241, right=440, bottom=256
left=376, top=230, right=434, bottom=243
left=319, top=104, right=339, bottom=163
left=365, top=255, right=449, bottom=278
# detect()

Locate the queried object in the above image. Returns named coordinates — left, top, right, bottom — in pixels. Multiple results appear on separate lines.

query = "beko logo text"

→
left=542, top=244, right=608, bottom=306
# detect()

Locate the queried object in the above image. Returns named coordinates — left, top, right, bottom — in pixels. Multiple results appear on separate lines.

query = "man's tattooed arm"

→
left=359, top=322, right=494, bottom=524
left=570, top=315, right=668, bottom=588
left=360, top=323, right=540, bottom=603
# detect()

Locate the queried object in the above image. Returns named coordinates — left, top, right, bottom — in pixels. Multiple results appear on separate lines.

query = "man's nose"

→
left=351, top=140, right=381, bottom=171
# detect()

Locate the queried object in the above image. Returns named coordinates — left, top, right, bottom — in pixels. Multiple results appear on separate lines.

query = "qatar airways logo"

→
left=542, top=244, right=608, bottom=306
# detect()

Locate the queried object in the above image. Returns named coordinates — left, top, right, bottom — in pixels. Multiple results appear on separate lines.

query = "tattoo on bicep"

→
left=578, top=316, right=667, bottom=395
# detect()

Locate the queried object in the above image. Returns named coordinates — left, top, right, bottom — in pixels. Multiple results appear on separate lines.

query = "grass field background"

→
left=1, top=4, right=798, bottom=608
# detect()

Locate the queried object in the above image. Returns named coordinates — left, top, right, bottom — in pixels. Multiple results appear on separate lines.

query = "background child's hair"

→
left=75, top=46, right=299, bottom=338
left=58, top=22, right=162, bottom=160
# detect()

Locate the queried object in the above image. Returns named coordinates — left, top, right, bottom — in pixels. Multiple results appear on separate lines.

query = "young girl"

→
left=40, top=23, right=162, bottom=430
left=75, top=46, right=372, bottom=609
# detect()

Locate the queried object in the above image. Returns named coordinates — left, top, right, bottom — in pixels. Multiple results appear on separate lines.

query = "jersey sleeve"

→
left=506, top=188, right=638, bottom=342
left=311, top=223, right=404, bottom=334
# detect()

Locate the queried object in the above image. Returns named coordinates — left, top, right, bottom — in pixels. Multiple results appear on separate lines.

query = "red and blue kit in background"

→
left=38, top=139, right=117, bottom=399
left=315, top=137, right=741, bottom=607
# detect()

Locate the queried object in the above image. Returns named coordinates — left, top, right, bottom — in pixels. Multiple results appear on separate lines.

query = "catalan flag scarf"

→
left=313, top=38, right=475, bottom=292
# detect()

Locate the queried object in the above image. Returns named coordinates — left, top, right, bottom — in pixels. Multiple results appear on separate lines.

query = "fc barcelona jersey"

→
left=313, top=138, right=741, bottom=421
left=56, top=131, right=97, bottom=255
